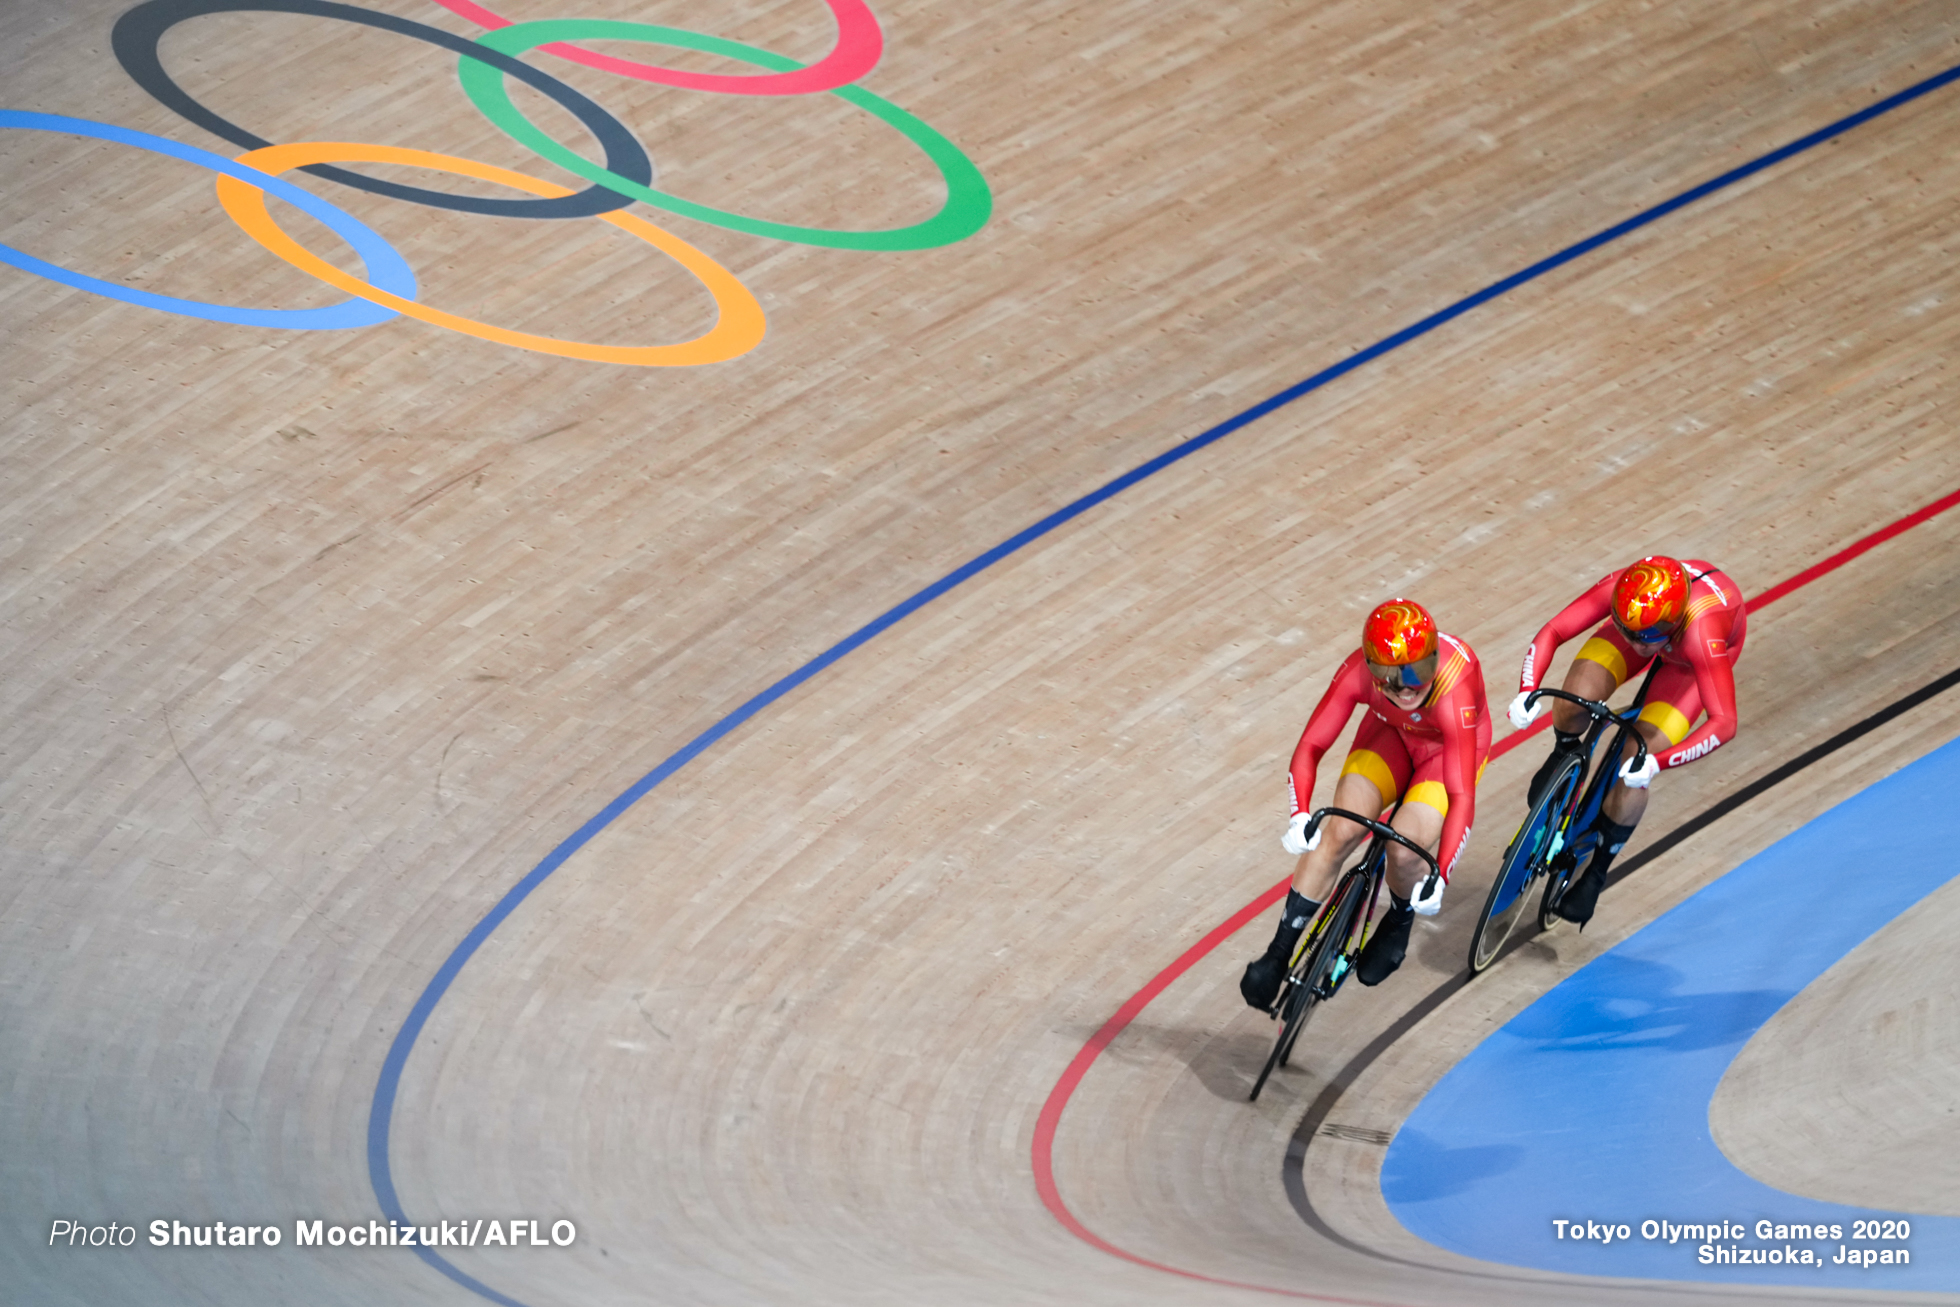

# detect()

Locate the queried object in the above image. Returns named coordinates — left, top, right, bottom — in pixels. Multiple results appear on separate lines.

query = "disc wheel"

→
left=1250, top=871, right=1367, bottom=1101
left=1469, top=756, right=1579, bottom=974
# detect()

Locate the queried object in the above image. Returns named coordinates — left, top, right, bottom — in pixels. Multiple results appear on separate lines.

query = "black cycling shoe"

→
left=1527, top=734, right=1585, bottom=806
left=1556, top=862, right=1608, bottom=927
left=1355, top=905, right=1415, bottom=986
left=1241, top=890, right=1317, bottom=1010
left=1240, top=953, right=1287, bottom=1010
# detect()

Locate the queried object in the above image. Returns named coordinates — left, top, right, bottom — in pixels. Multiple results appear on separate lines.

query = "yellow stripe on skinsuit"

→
left=1405, top=780, right=1449, bottom=814
left=1405, top=760, right=1485, bottom=817
left=1576, top=635, right=1628, bottom=683
left=1639, top=700, right=1694, bottom=745
left=1340, top=749, right=1399, bottom=802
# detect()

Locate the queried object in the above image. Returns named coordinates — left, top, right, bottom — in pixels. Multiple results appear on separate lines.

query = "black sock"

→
left=1587, top=819, right=1639, bottom=880
left=1387, top=892, right=1412, bottom=916
left=1530, top=733, right=1584, bottom=803
left=1264, top=889, right=1319, bottom=960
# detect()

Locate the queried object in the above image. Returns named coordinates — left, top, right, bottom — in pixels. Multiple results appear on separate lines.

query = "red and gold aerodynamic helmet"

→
left=1362, top=599, right=1438, bottom=688
left=1612, top=556, right=1690, bottom=645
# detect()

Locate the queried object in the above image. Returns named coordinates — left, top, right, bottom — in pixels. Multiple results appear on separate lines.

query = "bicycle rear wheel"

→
left=1544, top=732, right=1633, bottom=928
left=1540, top=843, right=1585, bottom=930
left=1469, top=756, right=1579, bottom=974
left=1250, top=871, right=1367, bottom=1101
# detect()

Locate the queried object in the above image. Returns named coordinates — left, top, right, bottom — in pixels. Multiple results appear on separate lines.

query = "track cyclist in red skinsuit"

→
left=1509, top=556, right=1747, bottom=926
left=1241, top=600, right=1491, bottom=1009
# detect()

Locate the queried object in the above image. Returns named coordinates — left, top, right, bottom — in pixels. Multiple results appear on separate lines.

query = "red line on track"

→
left=1031, top=883, right=1393, bottom=1303
left=1031, top=485, right=1960, bottom=1293
left=1751, top=485, right=1960, bottom=610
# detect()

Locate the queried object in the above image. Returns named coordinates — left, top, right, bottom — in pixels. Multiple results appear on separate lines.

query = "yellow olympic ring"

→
left=216, top=142, right=765, bottom=366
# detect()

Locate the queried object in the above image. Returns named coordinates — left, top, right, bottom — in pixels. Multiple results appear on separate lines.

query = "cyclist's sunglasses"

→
left=1613, top=615, right=1678, bottom=646
left=1367, top=652, right=1438, bottom=691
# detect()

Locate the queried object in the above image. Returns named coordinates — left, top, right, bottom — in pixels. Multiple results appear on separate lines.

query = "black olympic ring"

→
left=112, top=0, right=652, bottom=219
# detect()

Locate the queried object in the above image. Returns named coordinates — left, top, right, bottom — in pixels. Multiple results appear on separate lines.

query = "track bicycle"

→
left=1465, top=662, right=1658, bottom=974
left=1248, top=807, right=1441, bottom=1102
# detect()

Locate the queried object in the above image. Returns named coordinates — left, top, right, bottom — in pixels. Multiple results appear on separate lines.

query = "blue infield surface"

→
left=1383, top=733, right=1960, bottom=1289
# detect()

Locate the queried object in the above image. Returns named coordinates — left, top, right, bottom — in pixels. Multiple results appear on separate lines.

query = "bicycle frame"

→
left=1527, top=660, right=1660, bottom=912
left=1283, top=805, right=1442, bottom=979
left=1467, top=662, right=1662, bottom=974
left=1249, top=805, right=1441, bottom=1100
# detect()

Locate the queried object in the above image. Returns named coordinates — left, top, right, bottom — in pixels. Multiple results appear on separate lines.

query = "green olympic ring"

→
left=458, top=19, right=991, bottom=251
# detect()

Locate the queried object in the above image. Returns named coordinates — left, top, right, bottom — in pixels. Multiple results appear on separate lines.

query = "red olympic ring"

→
left=425, top=0, right=882, bottom=95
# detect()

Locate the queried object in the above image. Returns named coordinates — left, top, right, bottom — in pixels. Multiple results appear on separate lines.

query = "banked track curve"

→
left=366, top=54, right=1960, bottom=1307
left=1036, top=484, right=1960, bottom=1301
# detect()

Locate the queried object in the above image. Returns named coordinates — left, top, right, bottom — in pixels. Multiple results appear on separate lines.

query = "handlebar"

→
left=1302, top=806, right=1442, bottom=898
left=1521, top=688, right=1649, bottom=771
left=1521, top=686, right=1612, bottom=719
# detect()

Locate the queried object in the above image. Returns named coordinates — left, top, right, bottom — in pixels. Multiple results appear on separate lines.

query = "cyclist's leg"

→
left=1530, top=622, right=1647, bottom=802
left=1384, top=790, right=1445, bottom=900
left=1550, top=656, right=1619, bottom=734
left=1354, top=746, right=1447, bottom=986
left=1385, top=732, right=1488, bottom=898
left=1241, top=727, right=1408, bottom=1008
left=1564, top=663, right=1700, bottom=924
left=1288, top=774, right=1389, bottom=901
left=1599, top=660, right=1701, bottom=827
left=1550, top=621, right=1648, bottom=730
left=1289, top=715, right=1413, bottom=892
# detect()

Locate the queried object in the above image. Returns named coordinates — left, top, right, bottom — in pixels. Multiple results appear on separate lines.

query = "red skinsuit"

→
left=1519, top=560, right=1747, bottom=772
left=1287, top=634, right=1491, bottom=883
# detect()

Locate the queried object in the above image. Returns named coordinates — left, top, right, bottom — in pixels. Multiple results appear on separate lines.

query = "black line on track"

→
left=1280, top=663, right=1960, bottom=1292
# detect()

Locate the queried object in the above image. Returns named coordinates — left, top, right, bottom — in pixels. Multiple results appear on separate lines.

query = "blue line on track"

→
left=368, top=58, right=1960, bottom=1305
left=0, top=111, right=414, bottom=328
left=1384, top=733, right=1960, bottom=1287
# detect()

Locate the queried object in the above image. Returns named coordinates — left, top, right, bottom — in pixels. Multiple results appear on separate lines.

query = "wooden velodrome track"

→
left=5, top=0, right=1960, bottom=1302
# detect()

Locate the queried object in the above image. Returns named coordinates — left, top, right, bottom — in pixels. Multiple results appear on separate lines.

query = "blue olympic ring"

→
left=0, top=111, right=415, bottom=329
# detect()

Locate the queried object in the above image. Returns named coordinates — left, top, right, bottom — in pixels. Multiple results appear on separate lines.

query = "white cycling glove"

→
left=1411, top=876, right=1445, bottom=917
left=1507, top=690, right=1545, bottom=732
left=1619, top=752, right=1660, bottom=789
left=1282, top=811, right=1322, bottom=857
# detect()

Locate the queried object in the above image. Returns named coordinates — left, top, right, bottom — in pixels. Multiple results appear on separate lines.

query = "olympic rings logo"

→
left=0, top=0, right=991, bottom=366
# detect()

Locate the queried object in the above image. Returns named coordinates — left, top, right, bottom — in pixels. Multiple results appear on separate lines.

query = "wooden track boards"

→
left=4, top=0, right=1959, bottom=1303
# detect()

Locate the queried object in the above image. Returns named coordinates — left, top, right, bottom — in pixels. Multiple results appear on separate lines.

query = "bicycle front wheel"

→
left=1268, top=872, right=1368, bottom=1083
left=1469, top=756, right=1579, bottom=974
left=1250, top=872, right=1366, bottom=1101
left=1249, top=981, right=1298, bottom=1102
